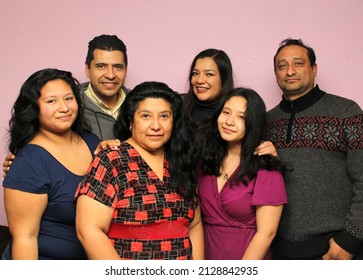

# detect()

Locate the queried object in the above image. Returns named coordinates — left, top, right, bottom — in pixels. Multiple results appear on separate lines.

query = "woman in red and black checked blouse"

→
left=75, top=81, right=203, bottom=260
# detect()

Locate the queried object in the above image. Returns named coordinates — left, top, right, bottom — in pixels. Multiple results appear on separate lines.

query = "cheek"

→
left=116, top=71, right=127, bottom=80
left=239, top=123, right=246, bottom=136
left=71, top=102, right=79, bottom=112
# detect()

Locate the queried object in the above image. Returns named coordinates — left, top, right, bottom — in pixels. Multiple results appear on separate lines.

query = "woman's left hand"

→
left=94, top=139, right=121, bottom=155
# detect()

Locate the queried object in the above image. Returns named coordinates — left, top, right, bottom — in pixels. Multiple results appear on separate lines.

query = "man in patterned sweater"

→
left=265, top=38, right=363, bottom=260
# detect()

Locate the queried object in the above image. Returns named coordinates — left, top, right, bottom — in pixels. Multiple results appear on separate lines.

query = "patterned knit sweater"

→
left=265, top=85, right=363, bottom=258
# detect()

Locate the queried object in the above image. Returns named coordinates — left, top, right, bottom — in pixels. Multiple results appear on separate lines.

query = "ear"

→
left=312, top=64, right=318, bottom=77
left=85, top=63, right=90, bottom=77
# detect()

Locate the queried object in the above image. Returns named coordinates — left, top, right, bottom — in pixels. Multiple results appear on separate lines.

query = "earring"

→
left=129, top=126, right=132, bottom=131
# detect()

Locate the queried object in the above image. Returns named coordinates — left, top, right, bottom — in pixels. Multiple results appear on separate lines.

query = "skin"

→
left=217, top=96, right=283, bottom=260
left=85, top=49, right=127, bottom=109
left=5, top=79, right=93, bottom=259
left=191, top=57, right=222, bottom=102
left=274, top=45, right=317, bottom=101
left=76, top=97, right=204, bottom=259
left=129, top=98, right=173, bottom=157
left=37, top=80, right=78, bottom=135
left=217, top=96, right=247, bottom=146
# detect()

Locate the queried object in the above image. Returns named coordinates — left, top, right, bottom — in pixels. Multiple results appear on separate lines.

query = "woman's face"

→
left=130, top=98, right=173, bottom=154
left=37, top=79, right=78, bottom=134
left=191, top=57, right=222, bottom=102
left=217, top=96, right=247, bottom=144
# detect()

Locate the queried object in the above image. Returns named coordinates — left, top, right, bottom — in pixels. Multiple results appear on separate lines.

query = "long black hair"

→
left=200, top=87, right=284, bottom=186
left=8, top=68, right=89, bottom=154
left=114, top=81, right=199, bottom=203
left=183, top=49, right=234, bottom=139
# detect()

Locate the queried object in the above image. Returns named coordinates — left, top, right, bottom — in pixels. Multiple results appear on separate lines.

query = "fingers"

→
left=94, top=139, right=121, bottom=155
left=3, top=153, right=15, bottom=177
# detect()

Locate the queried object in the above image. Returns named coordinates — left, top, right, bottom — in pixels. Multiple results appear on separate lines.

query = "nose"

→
left=150, top=117, right=161, bottom=130
left=105, top=66, right=115, bottom=79
left=225, top=115, right=235, bottom=126
left=58, top=100, right=70, bottom=112
left=196, top=73, right=205, bottom=84
left=286, top=64, right=296, bottom=76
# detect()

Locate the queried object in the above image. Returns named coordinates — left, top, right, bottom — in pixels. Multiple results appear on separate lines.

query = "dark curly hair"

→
left=114, top=81, right=199, bottom=204
left=8, top=68, right=89, bottom=154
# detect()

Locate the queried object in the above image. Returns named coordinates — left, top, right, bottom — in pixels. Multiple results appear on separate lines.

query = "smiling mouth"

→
left=196, top=86, right=209, bottom=92
left=222, top=127, right=234, bottom=133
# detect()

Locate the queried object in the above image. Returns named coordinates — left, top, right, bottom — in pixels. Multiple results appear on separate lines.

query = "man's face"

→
left=85, top=49, right=127, bottom=102
left=275, top=45, right=317, bottom=100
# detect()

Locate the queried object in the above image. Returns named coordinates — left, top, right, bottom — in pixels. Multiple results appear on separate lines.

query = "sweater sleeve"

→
left=334, top=105, right=363, bottom=255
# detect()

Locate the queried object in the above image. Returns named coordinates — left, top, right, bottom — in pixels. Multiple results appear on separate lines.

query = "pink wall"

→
left=1, top=0, right=363, bottom=225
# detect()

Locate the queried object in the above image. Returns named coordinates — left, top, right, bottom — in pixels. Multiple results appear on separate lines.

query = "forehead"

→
left=40, top=79, right=72, bottom=96
left=136, top=98, right=172, bottom=112
left=276, top=45, right=309, bottom=62
left=224, top=96, right=247, bottom=110
left=194, top=57, right=219, bottom=71
left=91, top=49, right=125, bottom=64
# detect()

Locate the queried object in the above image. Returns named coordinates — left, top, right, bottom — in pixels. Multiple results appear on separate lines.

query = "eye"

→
left=295, top=61, right=304, bottom=67
left=191, top=71, right=199, bottom=76
left=114, top=64, right=124, bottom=70
left=222, top=110, right=230, bottom=115
left=206, top=72, right=215, bottom=77
left=160, top=113, right=170, bottom=119
left=141, top=113, right=150, bottom=119
left=45, top=98, right=56, bottom=104
left=277, top=63, right=287, bottom=70
left=96, top=64, right=105, bottom=69
left=65, top=96, right=75, bottom=101
left=238, top=115, right=245, bottom=120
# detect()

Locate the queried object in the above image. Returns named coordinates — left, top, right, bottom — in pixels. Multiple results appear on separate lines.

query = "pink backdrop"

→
left=1, top=0, right=363, bottom=225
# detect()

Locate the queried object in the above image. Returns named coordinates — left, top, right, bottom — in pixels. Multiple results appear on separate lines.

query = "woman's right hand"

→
left=94, top=139, right=121, bottom=155
left=3, top=153, right=15, bottom=177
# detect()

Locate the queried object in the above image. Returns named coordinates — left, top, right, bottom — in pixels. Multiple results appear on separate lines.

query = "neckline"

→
left=124, top=141, right=166, bottom=182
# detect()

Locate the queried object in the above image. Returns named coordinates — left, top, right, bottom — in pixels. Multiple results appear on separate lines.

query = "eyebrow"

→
left=138, top=109, right=172, bottom=114
left=223, top=106, right=245, bottom=114
left=193, top=67, right=217, bottom=71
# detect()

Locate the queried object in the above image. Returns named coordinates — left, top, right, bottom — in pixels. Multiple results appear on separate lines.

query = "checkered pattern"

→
left=76, top=142, right=194, bottom=259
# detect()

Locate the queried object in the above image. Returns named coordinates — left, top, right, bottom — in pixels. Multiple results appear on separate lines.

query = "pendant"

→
left=223, top=173, right=228, bottom=180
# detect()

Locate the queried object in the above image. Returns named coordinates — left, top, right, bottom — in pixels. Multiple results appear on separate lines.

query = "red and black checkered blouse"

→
left=76, top=142, right=195, bottom=259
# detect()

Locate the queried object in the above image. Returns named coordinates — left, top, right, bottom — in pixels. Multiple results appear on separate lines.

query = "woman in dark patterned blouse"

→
left=75, top=81, right=203, bottom=260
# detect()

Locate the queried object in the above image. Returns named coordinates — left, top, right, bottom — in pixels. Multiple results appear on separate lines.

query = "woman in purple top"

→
left=198, top=87, right=288, bottom=260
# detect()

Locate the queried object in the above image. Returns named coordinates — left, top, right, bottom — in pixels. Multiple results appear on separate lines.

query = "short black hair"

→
left=85, top=34, right=127, bottom=67
left=274, top=38, right=316, bottom=72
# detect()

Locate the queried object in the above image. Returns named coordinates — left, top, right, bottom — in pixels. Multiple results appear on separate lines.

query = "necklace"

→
left=221, top=163, right=240, bottom=181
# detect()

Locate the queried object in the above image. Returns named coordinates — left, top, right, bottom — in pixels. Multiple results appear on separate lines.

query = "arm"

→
left=4, top=188, right=47, bottom=259
left=242, top=205, right=283, bottom=260
left=2, top=153, right=15, bottom=177
left=254, top=141, right=278, bottom=157
left=323, top=109, right=363, bottom=259
left=188, top=205, right=204, bottom=260
left=76, top=195, right=120, bottom=260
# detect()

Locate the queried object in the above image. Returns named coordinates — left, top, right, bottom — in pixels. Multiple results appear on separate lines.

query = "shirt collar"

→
left=85, top=83, right=125, bottom=119
left=279, top=85, right=326, bottom=113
